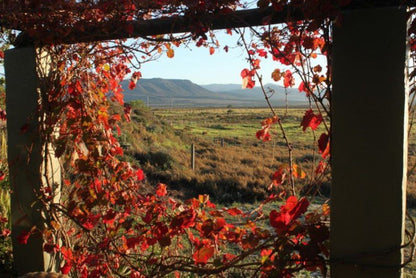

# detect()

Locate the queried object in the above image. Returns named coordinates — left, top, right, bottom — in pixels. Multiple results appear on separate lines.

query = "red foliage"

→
left=0, top=0, right=350, bottom=276
left=17, top=230, right=31, bottom=244
left=318, top=133, right=330, bottom=159
left=269, top=196, right=309, bottom=234
left=301, top=109, right=323, bottom=131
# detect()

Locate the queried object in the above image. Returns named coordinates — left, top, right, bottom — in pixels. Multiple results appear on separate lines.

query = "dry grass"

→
left=122, top=104, right=331, bottom=204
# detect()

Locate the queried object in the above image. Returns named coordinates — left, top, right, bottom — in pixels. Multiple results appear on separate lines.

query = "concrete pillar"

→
left=5, top=47, right=60, bottom=274
left=331, top=7, right=408, bottom=278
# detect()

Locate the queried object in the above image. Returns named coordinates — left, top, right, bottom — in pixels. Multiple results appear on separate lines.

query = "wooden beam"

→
left=11, top=0, right=416, bottom=45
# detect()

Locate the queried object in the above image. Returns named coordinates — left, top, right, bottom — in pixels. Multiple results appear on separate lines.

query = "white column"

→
left=331, top=7, right=408, bottom=278
left=5, top=47, right=60, bottom=274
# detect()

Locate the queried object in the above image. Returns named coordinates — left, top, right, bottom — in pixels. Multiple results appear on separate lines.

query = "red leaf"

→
left=226, top=208, right=243, bottom=216
left=130, top=271, right=143, bottom=278
left=156, top=183, right=167, bottom=197
left=17, top=230, right=30, bottom=244
left=223, top=253, right=236, bottom=263
left=272, top=167, right=286, bottom=186
left=1, top=229, right=10, bottom=237
left=128, top=81, right=136, bottom=90
left=193, top=246, right=214, bottom=264
left=61, top=246, right=73, bottom=261
left=103, top=209, right=117, bottom=225
left=170, top=209, right=196, bottom=230
left=300, top=109, right=322, bottom=131
left=240, top=68, right=251, bottom=78
left=269, top=197, right=309, bottom=234
left=136, top=169, right=145, bottom=181
left=43, top=243, right=58, bottom=253
left=318, top=133, right=330, bottom=158
left=242, top=77, right=255, bottom=89
left=209, top=47, right=215, bottom=55
left=124, top=103, right=132, bottom=122
left=256, top=128, right=271, bottom=142
left=129, top=71, right=141, bottom=90
left=60, top=261, right=72, bottom=275
left=283, top=70, right=294, bottom=88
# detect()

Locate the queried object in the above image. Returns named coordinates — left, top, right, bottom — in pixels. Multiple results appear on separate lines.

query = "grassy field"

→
left=120, top=104, right=416, bottom=276
left=148, top=106, right=416, bottom=203
left=121, top=104, right=330, bottom=203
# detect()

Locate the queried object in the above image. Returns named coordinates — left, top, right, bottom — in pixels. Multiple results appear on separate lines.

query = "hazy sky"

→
left=139, top=31, right=327, bottom=86
left=138, top=31, right=288, bottom=86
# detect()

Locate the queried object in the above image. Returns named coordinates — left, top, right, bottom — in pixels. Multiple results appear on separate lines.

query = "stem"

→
left=238, top=29, right=296, bottom=196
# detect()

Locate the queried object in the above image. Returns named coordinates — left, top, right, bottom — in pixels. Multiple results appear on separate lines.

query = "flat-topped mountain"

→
left=121, top=78, right=308, bottom=107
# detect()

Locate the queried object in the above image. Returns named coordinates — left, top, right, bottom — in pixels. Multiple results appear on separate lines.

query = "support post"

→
left=191, top=144, right=195, bottom=171
left=331, top=7, right=408, bottom=278
left=5, top=47, right=60, bottom=274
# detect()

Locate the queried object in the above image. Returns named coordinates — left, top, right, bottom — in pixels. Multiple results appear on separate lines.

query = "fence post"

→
left=190, top=144, right=195, bottom=171
left=220, top=138, right=224, bottom=147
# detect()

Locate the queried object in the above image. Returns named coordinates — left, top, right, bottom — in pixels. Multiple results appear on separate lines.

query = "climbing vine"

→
left=0, top=0, right=413, bottom=277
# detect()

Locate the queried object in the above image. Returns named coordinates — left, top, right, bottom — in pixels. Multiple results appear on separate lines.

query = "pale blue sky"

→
left=139, top=31, right=279, bottom=86
left=138, top=31, right=327, bottom=86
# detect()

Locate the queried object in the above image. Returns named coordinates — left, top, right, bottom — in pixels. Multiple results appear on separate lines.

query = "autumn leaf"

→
left=260, top=249, right=273, bottom=264
left=256, top=128, right=271, bottom=142
left=240, top=68, right=251, bottom=78
left=300, top=109, right=323, bottom=131
left=209, top=47, right=215, bottom=55
left=43, top=243, right=58, bottom=254
left=283, top=70, right=294, bottom=88
left=17, top=230, right=31, bottom=244
left=318, top=133, right=330, bottom=158
left=167, top=48, right=174, bottom=58
left=122, top=104, right=131, bottom=122
left=170, top=209, right=196, bottom=229
left=271, top=69, right=281, bottom=82
left=60, top=261, right=72, bottom=275
left=298, top=81, right=306, bottom=93
left=103, top=209, right=117, bottom=225
left=313, top=65, right=322, bottom=72
left=242, top=77, right=255, bottom=89
left=271, top=167, right=286, bottom=186
left=269, top=196, right=309, bottom=234
left=128, top=71, right=142, bottom=90
left=223, top=253, right=236, bottom=263
left=226, top=207, right=243, bottom=216
left=193, top=246, right=215, bottom=264
left=128, top=81, right=136, bottom=90
left=156, top=183, right=167, bottom=197
left=136, top=169, right=145, bottom=181
left=292, top=164, right=306, bottom=179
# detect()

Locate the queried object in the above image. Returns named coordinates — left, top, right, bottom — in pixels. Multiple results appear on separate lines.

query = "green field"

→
left=122, top=105, right=416, bottom=276
left=121, top=105, right=331, bottom=204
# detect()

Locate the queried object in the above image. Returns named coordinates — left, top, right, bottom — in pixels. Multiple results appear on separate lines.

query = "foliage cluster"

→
left=0, top=0, right=414, bottom=277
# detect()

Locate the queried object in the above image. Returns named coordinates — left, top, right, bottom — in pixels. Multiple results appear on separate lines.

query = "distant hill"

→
left=121, top=78, right=308, bottom=107
left=201, top=83, right=307, bottom=103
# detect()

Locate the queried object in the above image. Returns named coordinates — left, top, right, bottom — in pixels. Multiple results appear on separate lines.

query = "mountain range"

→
left=121, top=78, right=308, bottom=107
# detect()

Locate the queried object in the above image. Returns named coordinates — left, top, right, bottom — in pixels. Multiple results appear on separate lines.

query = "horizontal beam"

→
left=12, top=0, right=416, bottom=45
